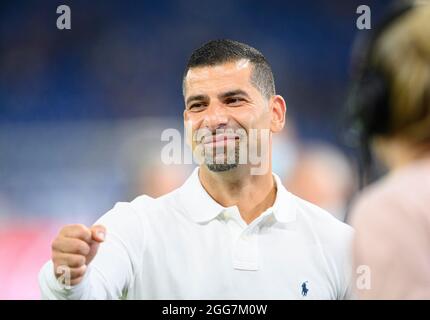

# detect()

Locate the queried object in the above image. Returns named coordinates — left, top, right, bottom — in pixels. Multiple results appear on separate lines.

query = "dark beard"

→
left=206, top=162, right=238, bottom=172
left=205, top=145, right=240, bottom=172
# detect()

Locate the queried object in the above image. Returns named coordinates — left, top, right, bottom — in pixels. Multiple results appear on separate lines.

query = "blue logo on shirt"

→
left=301, top=281, right=309, bottom=297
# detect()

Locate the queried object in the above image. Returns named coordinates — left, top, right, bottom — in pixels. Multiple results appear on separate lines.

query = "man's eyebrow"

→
left=186, top=94, right=209, bottom=105
left=218, top=89, right=250, bottom=100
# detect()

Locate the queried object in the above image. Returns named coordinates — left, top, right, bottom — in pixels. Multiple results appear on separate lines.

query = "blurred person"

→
left=271, top=120, right=300, bottom=182
left=285, top=143, right=355, bottom=221
left=39, top=39, right=353, bottom=299
left=346, top=0, right=430, bottom=299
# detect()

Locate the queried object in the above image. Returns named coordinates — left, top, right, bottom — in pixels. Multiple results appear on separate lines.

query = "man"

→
left=39, top=39, right=353, bottom=299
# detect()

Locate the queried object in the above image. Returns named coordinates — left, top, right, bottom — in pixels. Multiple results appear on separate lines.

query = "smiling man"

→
left=39, top=39, right=354, bottom=299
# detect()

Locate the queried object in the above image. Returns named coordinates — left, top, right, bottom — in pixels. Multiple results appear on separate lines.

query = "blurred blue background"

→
left=0, top=0, right=391, bottom=299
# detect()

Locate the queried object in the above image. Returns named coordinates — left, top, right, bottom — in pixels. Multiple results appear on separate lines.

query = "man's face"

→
left=183, top=60, right=281, bottom=173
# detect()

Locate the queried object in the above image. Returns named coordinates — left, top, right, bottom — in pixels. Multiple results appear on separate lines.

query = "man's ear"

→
left=183, top=108, right=188, bottom=122
left=270, top=95, right=286, bottom=133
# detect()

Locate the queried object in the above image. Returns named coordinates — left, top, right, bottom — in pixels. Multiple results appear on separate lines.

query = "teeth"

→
left=198, top=132, right=242, bottom=144
left=203, top=136, right=235, bottom=144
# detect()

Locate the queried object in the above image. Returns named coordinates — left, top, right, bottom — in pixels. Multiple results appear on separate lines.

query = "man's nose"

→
left=202, top=103, right=229, bottom=132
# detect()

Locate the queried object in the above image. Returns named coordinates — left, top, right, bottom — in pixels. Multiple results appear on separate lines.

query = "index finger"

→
left=60, top=224, right=92, bottom=243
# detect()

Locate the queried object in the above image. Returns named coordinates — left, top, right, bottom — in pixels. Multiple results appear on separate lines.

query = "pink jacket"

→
left=349, top=158, right=430, bottom=299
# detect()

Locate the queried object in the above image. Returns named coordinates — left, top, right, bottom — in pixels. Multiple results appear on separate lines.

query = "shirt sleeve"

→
left=337, top=226, right=355, bottom=300
left=38, top=202, right=145, bottom=300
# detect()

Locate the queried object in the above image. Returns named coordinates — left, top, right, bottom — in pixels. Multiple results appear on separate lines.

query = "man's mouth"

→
left=202, top=134, right=240, bottom=148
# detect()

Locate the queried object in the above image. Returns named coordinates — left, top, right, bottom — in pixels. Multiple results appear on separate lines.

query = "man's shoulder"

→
left=105, top=187, right=185, bottom=222
left=290, top=193, right=354, bottom=241
left=96, top=188, right=185, bottom=236
left=129, top=187, right=183, bottom=213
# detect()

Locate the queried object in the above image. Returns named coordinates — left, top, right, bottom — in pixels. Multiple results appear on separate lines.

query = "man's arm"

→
left=39, top=202, right=143, bottom=299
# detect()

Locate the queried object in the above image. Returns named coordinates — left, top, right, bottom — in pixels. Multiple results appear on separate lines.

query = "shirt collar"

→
left=271, top=172, right=297, bottom=224
left=178, top=167, right=297, bottom=224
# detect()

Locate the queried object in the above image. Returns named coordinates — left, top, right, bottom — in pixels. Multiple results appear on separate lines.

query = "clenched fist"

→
left=51, top=224, right=106, bottom=286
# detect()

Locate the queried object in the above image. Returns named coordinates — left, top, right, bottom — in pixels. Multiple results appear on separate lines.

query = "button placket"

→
left=232, top=226, right=259, bottom=271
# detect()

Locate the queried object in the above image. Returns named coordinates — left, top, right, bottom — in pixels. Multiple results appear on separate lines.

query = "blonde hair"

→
left=372, top=2, right=430, bottom=145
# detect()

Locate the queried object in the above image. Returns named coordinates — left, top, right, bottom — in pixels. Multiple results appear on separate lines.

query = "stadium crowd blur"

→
left=0, top=0, right=392, bottom=299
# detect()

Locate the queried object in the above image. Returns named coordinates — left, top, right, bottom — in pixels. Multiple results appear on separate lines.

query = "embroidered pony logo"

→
left=301, top=281, right=309, bottom=297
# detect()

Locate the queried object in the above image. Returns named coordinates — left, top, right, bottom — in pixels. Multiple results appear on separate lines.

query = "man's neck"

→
left=199, top=165, right=277, bottom=225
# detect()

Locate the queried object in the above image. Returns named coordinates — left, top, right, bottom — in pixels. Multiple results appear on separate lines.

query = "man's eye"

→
left=189, top=103, right=204, bottom=110
left=226, top=98, right=244, bottom=105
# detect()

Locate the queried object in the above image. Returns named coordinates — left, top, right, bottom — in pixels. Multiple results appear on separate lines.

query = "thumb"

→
left=90, top=225, right=106, bottom=243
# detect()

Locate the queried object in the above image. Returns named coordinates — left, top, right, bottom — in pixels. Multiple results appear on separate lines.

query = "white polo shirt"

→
left=39, top=167, right=354, bottom=300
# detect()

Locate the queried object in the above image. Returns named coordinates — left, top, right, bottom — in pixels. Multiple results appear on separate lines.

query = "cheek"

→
left=233, top=107, right=269, bottom=130
left=184, top=111, right=203, bottom=128
left=183, top=118, right=198, bottom=148
left=185, top=111, right=205, bottom=128
left=185, top=120, right=213, bottom=152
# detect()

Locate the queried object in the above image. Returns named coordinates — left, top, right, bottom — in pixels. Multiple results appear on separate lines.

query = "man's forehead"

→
left=185, top=59, right=252, bottom=83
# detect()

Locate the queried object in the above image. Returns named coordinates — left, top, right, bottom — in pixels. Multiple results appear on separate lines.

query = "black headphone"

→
left=344, top=0, right=416, bottom=187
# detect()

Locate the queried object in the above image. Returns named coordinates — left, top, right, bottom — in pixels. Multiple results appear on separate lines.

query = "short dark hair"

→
left=183, top=39, right=276, bottom=100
